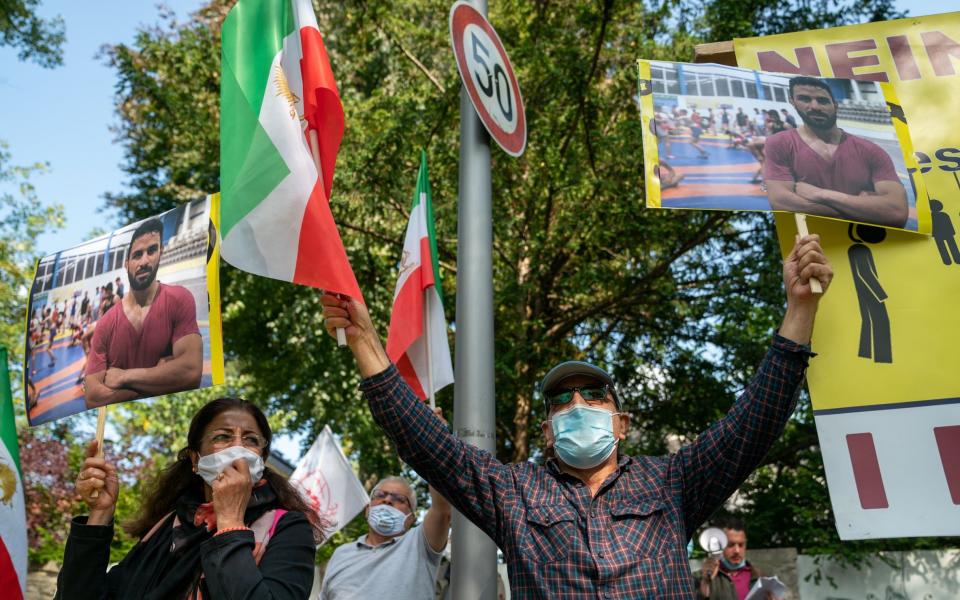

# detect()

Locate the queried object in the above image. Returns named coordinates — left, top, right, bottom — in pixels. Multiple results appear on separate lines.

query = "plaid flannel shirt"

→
left=360, top=335, right=811, bottom=600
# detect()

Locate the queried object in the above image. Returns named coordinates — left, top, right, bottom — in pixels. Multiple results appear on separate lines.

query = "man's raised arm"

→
left=676, top=235, right=833, bottom=536
left=320, top=294, right=511, bottom=546
left=423, top=484, right=453, bottom=553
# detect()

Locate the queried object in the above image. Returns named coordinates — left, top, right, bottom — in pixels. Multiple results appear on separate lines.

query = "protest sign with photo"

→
left=735, top=11, right=960, bottom=539
left=24, top=195, right=225, bottom=426
left=637, top=59, right=930, bottom=233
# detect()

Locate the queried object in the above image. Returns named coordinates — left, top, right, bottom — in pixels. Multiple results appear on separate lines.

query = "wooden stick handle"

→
left=794, top=214, right=823, bottom=294
left=91, top=406, right=107, bottom=498
left=309, top=129, right=348, bottom=347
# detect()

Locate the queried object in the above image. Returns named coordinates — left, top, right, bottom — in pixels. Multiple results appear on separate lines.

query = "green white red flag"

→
left=0, top=348, right=26, bottom=600
left=386, top=152, right=454, bottom=401
left=220, top=0, right=362, bottom=300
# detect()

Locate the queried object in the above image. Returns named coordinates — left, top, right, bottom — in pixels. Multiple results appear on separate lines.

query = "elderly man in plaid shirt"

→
left=321, top=234, right=832, bottom=599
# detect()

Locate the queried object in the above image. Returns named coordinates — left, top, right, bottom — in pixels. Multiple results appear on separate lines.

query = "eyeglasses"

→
left=544, top=385, right=611, bottom=406
left=371, top=489, right=410, bottom=506
left=205, top=432, right=267, bottom=450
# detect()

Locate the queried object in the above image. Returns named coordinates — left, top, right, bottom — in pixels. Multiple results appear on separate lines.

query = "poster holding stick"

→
left=90, top=406, right=107, bottom=499
left=636, top=59, right=930, bottom=235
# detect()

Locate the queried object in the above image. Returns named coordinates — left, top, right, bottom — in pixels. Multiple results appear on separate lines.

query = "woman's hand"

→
left=76, top=440, right=119, bottom=525
left=211, top=458, right=253, bottom=531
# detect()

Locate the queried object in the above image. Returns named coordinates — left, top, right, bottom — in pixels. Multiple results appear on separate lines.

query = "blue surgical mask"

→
left=721, top=557, right=747, bottom=570
left=551, top=405, right=619, bottom=469
left=367, top=504, right=410, bottom=537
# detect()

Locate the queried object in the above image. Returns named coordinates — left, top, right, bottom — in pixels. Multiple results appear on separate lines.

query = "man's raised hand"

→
left=779, top=234, right=833, bottom=345
left=319, top=293, right=391, bottom=377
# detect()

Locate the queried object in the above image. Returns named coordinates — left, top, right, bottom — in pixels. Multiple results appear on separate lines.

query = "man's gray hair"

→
left=371, top=476, right=417, bottom=513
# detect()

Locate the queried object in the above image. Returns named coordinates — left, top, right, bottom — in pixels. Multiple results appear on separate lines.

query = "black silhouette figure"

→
left=930, top=199, right=960, bottom=266
left=849, top=224, right=892, bottom=363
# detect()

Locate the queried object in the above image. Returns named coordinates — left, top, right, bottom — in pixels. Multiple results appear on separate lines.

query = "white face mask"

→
left=196, top=445, right=264, bottom=485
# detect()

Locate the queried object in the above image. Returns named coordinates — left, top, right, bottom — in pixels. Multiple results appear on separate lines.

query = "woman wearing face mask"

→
left=55, top=398, right=323, bottom=600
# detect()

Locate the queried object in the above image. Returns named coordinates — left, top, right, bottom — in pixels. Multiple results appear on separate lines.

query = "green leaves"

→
left=0, top=0, right=66, bottom=68
left=0, top=140, right=64, bottom=389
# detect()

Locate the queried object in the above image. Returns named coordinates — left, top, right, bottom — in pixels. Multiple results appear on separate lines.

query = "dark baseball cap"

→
left=539, top=360, right=621, bottom=412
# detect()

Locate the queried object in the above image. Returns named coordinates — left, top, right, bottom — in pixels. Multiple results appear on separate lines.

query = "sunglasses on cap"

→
left=544, top=385, right=612, bottom=406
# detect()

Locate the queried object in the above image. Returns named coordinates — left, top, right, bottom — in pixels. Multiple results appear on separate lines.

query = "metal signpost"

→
left=449, top=1, right=526, bottom=598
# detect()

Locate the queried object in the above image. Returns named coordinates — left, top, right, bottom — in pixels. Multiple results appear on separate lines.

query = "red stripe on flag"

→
left=299, top=26, right=343, bottom=202
left=933, top=425, right=960, bottom=505
left=386, top=264, right=426, bottom=361
left=419, top=236, right=435, bottom=289
left=292, top=180, right=363, bottom=300
left=0, top=537, right=24, bottom=600
left=396, top=353, right=426, bottom=400
left=846, top=433, right=889, bottom=510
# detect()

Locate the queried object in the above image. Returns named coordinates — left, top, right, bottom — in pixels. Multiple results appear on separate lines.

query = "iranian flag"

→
left=386, top=152, right=454, bottom=402
left=220, top=0, right=361, bottom=300
left=0, top=348, right=26, bottom=600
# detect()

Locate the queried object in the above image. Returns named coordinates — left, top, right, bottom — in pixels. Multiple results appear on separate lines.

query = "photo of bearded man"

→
left=82, top=217, right=203, bottom=409
left=763, top=76, right=909, bottom=229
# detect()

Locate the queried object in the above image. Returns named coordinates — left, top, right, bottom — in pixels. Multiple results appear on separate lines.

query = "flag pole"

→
left=794, top=214, right=824, bottom=294
left=90, top=405, right=107, bottom=498
left=424, top=287, right=436, bottom=410
left=453, top=0, right=498, bottom=594
left=309, top=129, right=349, bottom=346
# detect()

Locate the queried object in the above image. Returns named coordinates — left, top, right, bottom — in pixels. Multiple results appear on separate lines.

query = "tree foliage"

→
left=92, top=0, right=952, bottom=564
left=0, top=0, right=65, bottom=67
left=0, top=140, right=64, bottom=383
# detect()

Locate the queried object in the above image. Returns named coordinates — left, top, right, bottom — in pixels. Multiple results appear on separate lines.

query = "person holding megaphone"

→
left=694, top=518, right=773, bottom=600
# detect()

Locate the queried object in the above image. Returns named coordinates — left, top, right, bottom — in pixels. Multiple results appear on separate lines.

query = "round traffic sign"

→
left=449, top=1, right=526, bottom=157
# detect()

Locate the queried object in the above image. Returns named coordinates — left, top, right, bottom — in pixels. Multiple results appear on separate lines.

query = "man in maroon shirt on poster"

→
left=763, top=76, right=908, bottom=229
left=83, top=218, right=202, bottom=409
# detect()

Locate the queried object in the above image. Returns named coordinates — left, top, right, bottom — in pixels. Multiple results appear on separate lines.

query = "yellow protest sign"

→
left=736, top=13, right=960, bottom=539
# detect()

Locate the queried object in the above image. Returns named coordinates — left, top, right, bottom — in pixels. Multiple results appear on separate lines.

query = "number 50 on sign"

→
left=450, top=1, right=527, bottom=157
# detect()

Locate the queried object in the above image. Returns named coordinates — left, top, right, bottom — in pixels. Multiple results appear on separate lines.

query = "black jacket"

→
left=55, top=483, right=316, bottom=600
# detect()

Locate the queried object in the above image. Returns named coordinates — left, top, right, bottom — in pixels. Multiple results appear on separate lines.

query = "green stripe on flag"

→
left=0, top=348, right=21, bottom=477
left=220, top=0, right=296, bottom=237
left=221, top=0, right=295, bottom=116
left=416, top=150, right=444, bottom=304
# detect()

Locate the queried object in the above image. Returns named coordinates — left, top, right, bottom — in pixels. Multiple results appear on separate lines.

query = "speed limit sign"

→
left=449, top=1, right=526, bottom=157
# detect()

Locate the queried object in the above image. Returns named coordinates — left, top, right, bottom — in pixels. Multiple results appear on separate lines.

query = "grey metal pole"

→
left=452, top=0, right=498, bottom=596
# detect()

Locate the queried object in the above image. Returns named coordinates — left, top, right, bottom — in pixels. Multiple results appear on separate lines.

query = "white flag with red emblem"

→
left=290, top=425, right=368, bottom=542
